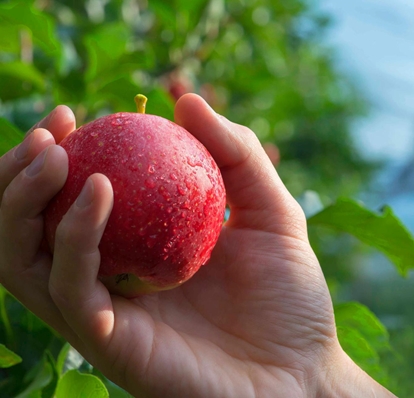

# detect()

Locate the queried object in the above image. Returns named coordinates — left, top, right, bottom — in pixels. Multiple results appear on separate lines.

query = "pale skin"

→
left=0, top=94, right=396, bottom=397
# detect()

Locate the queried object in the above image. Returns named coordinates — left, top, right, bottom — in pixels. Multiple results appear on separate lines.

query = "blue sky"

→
left=319, top=0, right=414, bottom=163
left=316, top=0, right=414, bottom=231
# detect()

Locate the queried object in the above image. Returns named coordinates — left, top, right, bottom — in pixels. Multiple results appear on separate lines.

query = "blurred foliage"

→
left=308, top=197, right=414, bottom=276
left=0, top=0, right=412, bottom=396
left=0, top=0, right=378, bottom=198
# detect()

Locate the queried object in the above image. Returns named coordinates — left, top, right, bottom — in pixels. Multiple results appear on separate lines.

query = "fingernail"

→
left=76, top=178, right=94, bottom=208
left=15, top=133, right=34, bottom=160
left=26, top=148, right=48, bottom=177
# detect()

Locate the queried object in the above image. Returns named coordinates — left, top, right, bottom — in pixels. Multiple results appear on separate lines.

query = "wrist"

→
left=317, top=343, right=397, bottom=398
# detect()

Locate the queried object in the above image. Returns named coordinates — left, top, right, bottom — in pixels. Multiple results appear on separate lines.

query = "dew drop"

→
left=145, top=178, right=156, bottom=189
left=146, top=236, right=157, bottom=248
left=111, top=118, right=122, bottom=126
left=170, top=173, right=178, bottom=181
left=187, top=158, right=202, bottom=167
left=181, top=201, right=191, bottom=209
left=185, top=178, right=192, bottom=190
left=162, top=191, right=171, bottom=200
left=177, top=185, right=187, bottom=196
left=148, top=165, right=155, bottom=174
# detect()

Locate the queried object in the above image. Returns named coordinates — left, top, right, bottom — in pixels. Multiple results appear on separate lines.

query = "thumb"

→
left=174, top=93, right=306, bottom=237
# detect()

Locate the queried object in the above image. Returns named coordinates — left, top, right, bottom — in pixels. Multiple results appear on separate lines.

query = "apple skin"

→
left=44, top=112, right=226, bottom=298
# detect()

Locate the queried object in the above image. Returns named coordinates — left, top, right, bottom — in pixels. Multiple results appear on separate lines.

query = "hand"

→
left=0, top=95, right=396, bottom=398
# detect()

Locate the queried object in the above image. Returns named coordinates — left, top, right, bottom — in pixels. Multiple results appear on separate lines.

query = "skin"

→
left=0, top=94, right=396, bottom=398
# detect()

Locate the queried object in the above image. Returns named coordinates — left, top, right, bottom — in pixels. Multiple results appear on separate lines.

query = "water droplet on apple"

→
left=145, top=178, right=156, bottom=189
left=177, top=185, right=187, bottom=196
left=187, top=158, right=202, bottom=167
left=148, top=165, right=155, bottom=174
left=170, top=173, right=178, bottom=181
left=185, top=178, right=192, bottom=190
left=146, top=236, right=157, bottom=248
left=111, top=119, right=122, bottom=126
left=181, top=201, right=191, bottom=209
left=162, top=191, right=171, bottom=201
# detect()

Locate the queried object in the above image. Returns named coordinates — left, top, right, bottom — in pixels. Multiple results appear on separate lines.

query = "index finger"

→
left=27, top=105, right=76, bottom=143
left=0, top=128, right=56, bottom=201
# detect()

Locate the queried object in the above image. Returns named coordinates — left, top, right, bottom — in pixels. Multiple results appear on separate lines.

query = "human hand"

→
left=0, top=95, right=396, bottom=397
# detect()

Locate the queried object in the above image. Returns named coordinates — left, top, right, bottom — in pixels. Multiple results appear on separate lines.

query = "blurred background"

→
left=0, top=0, right=413, bottom=396
left=321, top=0, right=414, bottom=224
left=318, top=0, right=414, bottom=392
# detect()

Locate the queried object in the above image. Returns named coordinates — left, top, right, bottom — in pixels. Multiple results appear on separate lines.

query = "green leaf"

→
left=0, top=24, right=21, bottom=53
left=92, top=368, right=134, bottom=397
left=56, top=343, right=85, bottom=375
left=56, top=343, right=71, bottom=375
left=0, top=2, right=61, bottom=57
left=337, top=326, right=387, bottom=383
left=307, top=197, right=414, bottom=276
left=84, top=23, right=130, bottom=82
left=0, top=117, right=24, bottom=155
left=335, top=302, right=389, bottom=352
left=0, top=61, right=46, bottom=101
left=0, top=286, right=14, bottom=345
left=55, top=370, right=109, bottom=398
left=15, top=353, right=55, bottom=398
left=91, top=74, right=143, bottom=113
left=176, top=0, right=207, bottom=15
left=145, top=86, right=175, bottom=120
left=0, top=344, right=22, bottom=368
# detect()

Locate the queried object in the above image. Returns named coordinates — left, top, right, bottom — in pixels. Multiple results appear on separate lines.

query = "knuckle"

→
left=48, top=277, right=72, bottom=308
left=54, top=214, right=81, bottom=251
left=1, top=185, right=14, bottom=214
left=289, top=200, right=309, bottom=236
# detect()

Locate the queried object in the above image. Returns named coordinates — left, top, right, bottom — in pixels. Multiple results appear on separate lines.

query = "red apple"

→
left=44, top=95, right=226, bottom=297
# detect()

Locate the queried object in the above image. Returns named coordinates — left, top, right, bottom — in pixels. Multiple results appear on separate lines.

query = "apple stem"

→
left=134, top=94, right=147, bottom=114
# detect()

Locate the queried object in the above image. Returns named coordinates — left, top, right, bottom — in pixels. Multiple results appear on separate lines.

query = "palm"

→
left=103, top=225, right=336, bottom=396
